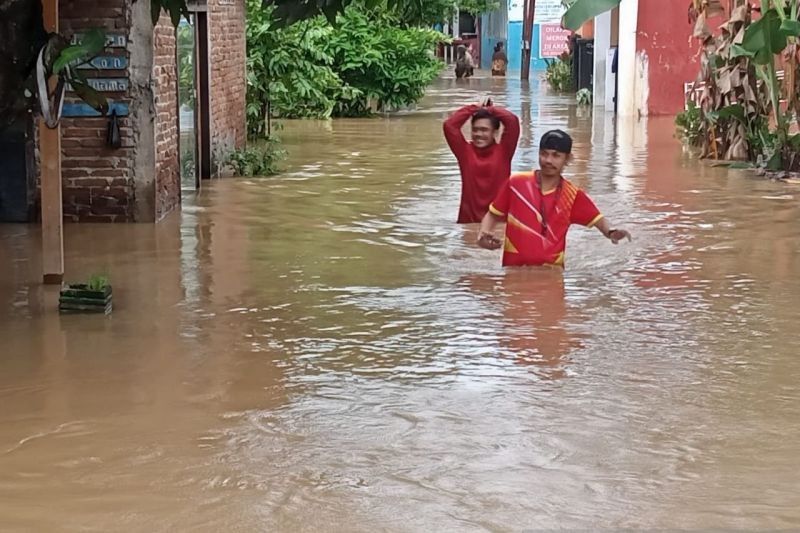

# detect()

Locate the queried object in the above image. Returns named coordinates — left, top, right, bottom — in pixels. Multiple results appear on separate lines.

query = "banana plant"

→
left=731, top=0, right=800, bottom=163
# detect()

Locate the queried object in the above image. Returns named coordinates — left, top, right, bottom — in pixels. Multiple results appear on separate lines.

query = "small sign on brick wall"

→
left=70, top=33, right=128, bottom=48
left=76, top=56, right=128, bottom=70
left=62, top=102, right=129, bottom=118
left=67, top=78, right=129, bottom=93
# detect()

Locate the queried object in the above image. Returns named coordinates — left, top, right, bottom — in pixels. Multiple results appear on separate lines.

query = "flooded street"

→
left=2, top=76, right=800, bottom=530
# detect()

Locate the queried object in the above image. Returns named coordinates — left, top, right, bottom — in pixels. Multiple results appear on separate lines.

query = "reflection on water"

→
left=2, top=76, right=800, bottom=530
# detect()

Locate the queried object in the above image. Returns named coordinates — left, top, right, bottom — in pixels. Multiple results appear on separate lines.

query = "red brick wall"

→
left=52, top=0, right=243, bottom=222
left=152, top=15, right=180, bottom=220
left=59, top=0, right=135, bottom=222
left=209, top=0, right=246, bottom=172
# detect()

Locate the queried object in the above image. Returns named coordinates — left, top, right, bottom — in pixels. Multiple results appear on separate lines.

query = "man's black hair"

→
left=471, top=108, right=501, bottom=130
left=540, top=129, right=573, bottom=154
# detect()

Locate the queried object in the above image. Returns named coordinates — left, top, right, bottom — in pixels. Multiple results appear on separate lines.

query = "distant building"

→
left=481, top=0, right=571, bottom=72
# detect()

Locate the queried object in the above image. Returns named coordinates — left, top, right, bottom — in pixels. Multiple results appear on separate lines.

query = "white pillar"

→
left=593, top=11, right=612, bottom=109
left=617, top=0, right=639, bottom=118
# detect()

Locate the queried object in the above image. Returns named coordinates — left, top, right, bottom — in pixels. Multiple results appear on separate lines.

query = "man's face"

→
left=471, top=118, right=497, bottom=149
left=539, top=148, right=569, bottom=178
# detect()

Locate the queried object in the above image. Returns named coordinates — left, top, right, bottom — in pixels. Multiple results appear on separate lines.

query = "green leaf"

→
left=70, top=79, right=109, bottom=115
left=53, top=28, right=107, bottom=73
left=730, top=44, right=755, bottom=59
left=53, top=46, right=88, bottom=73
left=780, top=19, right=800, bottom=37
left=562, top=0, right=621, bottom=32
left=767, top=151, right=782, bottom=170
left=707, top=103, right=745, bottom=123
left=80, top=29, right=107, bottom=57
left=740, top=9, right=786, bottom=65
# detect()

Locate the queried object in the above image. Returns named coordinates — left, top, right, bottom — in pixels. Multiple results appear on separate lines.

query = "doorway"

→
left=0, top=119, right=34, bottom=222
left=177, top=9, right=211, bottom=192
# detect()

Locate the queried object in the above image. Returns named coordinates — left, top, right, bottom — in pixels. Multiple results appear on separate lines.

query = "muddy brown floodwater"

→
left=2, top=75, right=800, bottom=531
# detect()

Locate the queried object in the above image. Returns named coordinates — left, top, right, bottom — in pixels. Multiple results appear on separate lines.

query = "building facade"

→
left=0, top=0, right=246, bottom=224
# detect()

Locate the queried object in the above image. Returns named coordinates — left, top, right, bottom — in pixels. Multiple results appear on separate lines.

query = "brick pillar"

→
left=208, top=0, right=246, bottom=175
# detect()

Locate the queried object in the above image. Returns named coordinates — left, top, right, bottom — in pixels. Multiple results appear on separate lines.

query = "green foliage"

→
left=394, top=0, right=500, bottom=25
left=716, top=3, right=800, bottom=168
left=263, top=0, right=500, bottom=27
left=53, top=29, right=105, bottom=74
left=675, top=101, right=702, bottom=147
left=246, top=8, right=345, bottom=130
left=227, top=139, right=286, bottom=177
left=246, top=1, right=445, bottom=129
left=324, top=10, right=445, bottom=116
left=177, top=22, right=195, bottom=108
left=87, top=274, right=110, bottom=291
left=181, top=142, right=196, bottom=178
left=576, top=88, right=592, bottom=106
left=545, top=55, right=573, bottom=92
left=51, top=29, right=109, bottom=114
left=732, top=9, right=787, bottom=65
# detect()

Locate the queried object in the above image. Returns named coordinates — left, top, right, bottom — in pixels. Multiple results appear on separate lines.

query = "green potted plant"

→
left=59, top=274, right=112, bottom=314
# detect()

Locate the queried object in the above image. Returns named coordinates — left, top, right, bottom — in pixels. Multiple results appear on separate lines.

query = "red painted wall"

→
left=636, top=1, right=749, bottom=116
left=636, top=1, right=698, bottom=116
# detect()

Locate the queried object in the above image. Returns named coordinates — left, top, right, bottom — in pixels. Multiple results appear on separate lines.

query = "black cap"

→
left=540, top=129, right=573, bottom=154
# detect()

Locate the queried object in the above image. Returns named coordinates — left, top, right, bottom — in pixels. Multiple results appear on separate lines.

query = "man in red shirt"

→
left=443, top=99, right=520, bottom=223
left=477, top=129, right=631, bottom=267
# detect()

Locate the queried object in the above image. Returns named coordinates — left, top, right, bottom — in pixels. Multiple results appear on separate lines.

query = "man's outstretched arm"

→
left=477, top=210, right=504, bottom=250
left=593, top=216, right=632, bottom=244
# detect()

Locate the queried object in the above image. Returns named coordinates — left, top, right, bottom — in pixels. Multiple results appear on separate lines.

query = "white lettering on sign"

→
left=534, top=0, right=567, bottom=24
left=539, top=23, right=571, bottom=58
left=76, top=56, right=128, bottom=70
left=70, top=33, right=127, bottom=48
left=509, top=0, right=566, bottom=24
left=67, top=78, right=129, bottom=92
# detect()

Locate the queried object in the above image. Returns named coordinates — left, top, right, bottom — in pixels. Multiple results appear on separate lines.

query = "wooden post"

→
left=521, top=0, right=536, bottom=81
left=40, top=0, right=64, bottom=285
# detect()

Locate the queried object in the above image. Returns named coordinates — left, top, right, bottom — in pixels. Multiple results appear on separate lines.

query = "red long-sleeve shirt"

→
left=443, top=105, right=520, bottom=223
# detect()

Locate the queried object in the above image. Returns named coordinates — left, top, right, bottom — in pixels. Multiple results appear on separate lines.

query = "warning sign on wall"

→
left=539, top=23, right=571, bottom=58
left=509, top=0, right=565, bottom=23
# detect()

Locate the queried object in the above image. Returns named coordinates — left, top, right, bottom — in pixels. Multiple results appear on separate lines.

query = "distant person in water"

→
left=491, top=42, right=508, bottom=76
left=455, top=45, right=475, bottom=79
left=443, top=98, right=520, bottom=223
left=477, top=129, right=631, bottom=267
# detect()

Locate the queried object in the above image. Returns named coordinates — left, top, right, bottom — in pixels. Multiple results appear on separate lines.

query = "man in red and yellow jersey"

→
left=477, top=129, right=631, bottom=267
